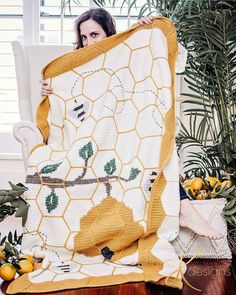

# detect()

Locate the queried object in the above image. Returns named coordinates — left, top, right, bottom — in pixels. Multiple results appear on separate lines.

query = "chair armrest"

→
left=13, top=121, right=44, bottom=171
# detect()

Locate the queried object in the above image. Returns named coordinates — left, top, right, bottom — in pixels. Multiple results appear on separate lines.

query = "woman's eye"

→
left=91, top=33, right=98, bottom=38
left=81, top=36, right=86, bottom=40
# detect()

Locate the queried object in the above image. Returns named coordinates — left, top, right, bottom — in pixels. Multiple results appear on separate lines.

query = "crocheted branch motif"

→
left=27, top=142, right=141, bottom=188
left=26, top=141, right=141, bottom=213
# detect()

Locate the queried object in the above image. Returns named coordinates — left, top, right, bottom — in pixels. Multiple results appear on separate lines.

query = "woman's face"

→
left=80, top=19, right=107, bottom=47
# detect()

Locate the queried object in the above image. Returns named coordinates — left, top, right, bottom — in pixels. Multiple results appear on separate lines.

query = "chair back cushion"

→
left=12, top=41, right=72, bottom=122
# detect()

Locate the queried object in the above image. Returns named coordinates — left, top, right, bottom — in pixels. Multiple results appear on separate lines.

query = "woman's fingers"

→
left=146, top=15, right=153, bottom=22
left=41, top=86, right=53, bottom=96
left=40, top=79, right=53, bottom=96
left=42, top=85, right=53, bottom=91
left=138, top=15, right=153, bottom=25
left=41, top=90, right=53, bottom=96
left=41, top=91, right=49, bottom=96
left=39, top=79, right=48, bottom=86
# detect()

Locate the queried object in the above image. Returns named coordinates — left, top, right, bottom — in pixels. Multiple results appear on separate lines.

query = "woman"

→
left=40, top=8, right=220, bottom=240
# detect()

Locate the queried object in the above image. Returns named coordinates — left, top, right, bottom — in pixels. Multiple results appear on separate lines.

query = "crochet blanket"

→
left=8, top=17, right=186, bottom=294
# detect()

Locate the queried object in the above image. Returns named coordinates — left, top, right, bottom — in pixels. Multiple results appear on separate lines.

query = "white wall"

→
left=0, top=132, right=25, bottom=187
left=0, top=157, right=25, bottom=188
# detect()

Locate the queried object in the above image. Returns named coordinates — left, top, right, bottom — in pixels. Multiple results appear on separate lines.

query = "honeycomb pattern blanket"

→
left=8, top=17, right=186, bottom=294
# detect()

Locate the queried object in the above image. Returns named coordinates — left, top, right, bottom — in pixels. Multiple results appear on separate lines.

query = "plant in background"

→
left=175, top=1, right=236, bottom=184
left=0, top=182, right=29, bottom=226
left=173, top=0, right=236, bottom=229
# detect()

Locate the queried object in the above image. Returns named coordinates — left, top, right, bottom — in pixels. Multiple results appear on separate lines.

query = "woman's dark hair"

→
left=74, top=8, right=116, bottom=49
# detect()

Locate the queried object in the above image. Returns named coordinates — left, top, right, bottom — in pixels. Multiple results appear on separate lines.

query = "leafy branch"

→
left=0, top=230, right=23, bottom=248
left=175, top=1, right=236, bottom=181
left=0, top=182, right=29, bottom=226
left=220, top=185, right=236, bottom=228
left=30, top=142, right=141, bottom=189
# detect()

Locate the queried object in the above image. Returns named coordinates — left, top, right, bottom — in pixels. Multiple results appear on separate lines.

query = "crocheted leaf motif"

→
left=45, top=191, right=58, bottom=213
left=79, top=141, right=93, bottom=161
left=104, top=158, right=116, bottom=175
left=128, top=168, right=141, bottom=181
left=40, top=162, right=62, bottom=174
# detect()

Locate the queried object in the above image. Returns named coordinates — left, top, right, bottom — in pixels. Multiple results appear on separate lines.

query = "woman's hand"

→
left=138, top=16, right=153, bottom=25
left=40, top=79, right=53, bottom=96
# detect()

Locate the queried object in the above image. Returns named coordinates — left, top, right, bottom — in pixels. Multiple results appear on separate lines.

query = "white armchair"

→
left=12, top=41, right=72, bottom=170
